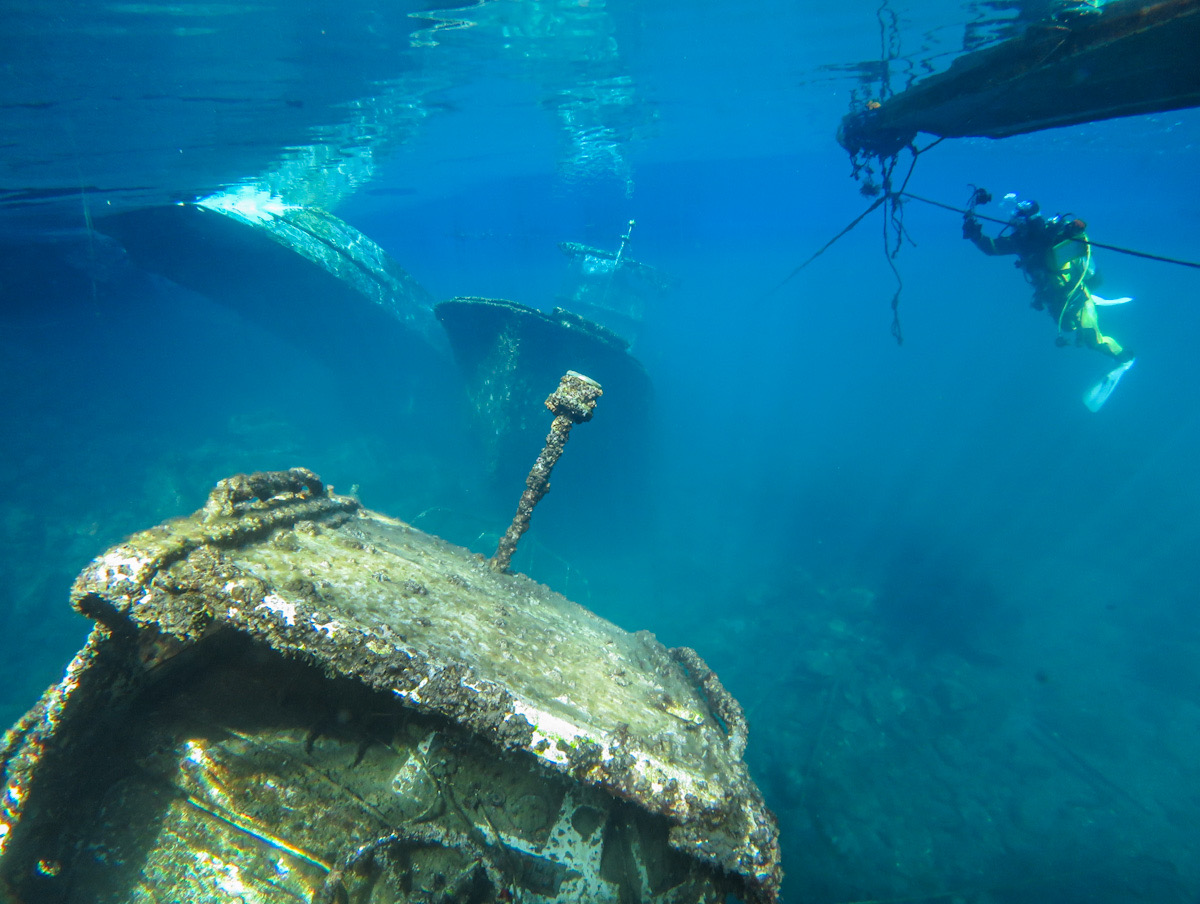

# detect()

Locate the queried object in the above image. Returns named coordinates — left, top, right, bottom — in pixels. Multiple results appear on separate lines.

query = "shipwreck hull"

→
left=0, top=469, right=780, bottom=904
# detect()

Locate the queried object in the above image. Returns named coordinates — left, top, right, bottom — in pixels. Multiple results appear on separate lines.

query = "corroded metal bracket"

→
left=490, top=371, right=603, bottom=573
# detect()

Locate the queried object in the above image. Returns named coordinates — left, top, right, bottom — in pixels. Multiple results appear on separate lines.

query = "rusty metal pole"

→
left=490, top=371, right=602, bottom=573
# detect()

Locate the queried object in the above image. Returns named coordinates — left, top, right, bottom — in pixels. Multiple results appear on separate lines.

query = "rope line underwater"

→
left=899, top=190, right=1200, bottom=270
left=778, top=0, right=1196, bottom=342
left=768, top=137, right=944, bottom=344
left=771, top=184, right=1200, bottom=319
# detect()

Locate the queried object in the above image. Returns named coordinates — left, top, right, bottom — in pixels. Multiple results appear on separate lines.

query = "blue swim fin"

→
left=1083, top=358, right=1135, bottom=412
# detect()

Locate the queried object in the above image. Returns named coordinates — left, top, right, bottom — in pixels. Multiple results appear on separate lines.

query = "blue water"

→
left=3, top=1, right=1200, bottom=901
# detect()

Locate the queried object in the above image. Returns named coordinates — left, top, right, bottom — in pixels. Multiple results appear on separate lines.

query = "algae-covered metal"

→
left=490, top=371, right=603, bottom=574
left=0, top=469, right=780, bottom=903
left=434, top=297, right=651, bottom=459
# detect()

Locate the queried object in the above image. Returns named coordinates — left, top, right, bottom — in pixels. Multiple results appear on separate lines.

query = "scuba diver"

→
left=962, top=191, right=1135, bottom=411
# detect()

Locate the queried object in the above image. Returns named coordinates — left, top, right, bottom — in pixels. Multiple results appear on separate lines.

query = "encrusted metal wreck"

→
left=0, top=468, right=780, bottom=904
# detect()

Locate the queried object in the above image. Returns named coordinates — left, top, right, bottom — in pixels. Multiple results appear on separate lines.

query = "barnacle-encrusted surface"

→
left=3, top=470, right=781, bottom=902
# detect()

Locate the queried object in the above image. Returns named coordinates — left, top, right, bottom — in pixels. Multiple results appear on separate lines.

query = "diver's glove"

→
left=962, top=215, right=983, bottom=240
